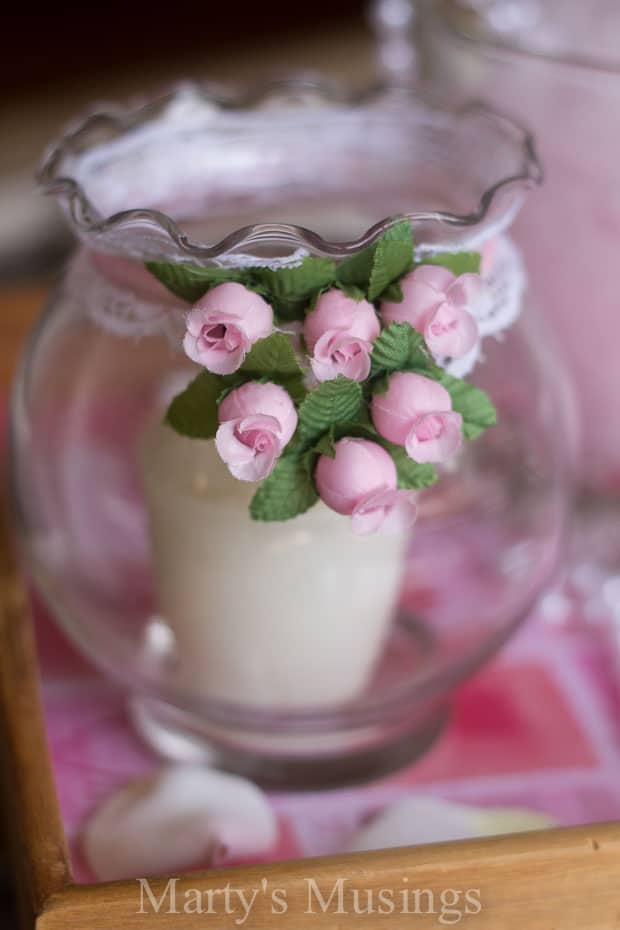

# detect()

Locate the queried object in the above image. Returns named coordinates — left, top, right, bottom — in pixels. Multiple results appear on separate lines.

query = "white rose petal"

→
left=346, top=796, right=556, bottom=853
left=81, top=765, right=278, bottom=881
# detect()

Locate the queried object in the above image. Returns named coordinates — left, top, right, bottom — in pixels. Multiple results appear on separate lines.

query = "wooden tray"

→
left=2, top=500, right=620, bottom=929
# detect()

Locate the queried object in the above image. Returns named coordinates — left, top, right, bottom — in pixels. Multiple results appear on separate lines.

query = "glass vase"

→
left=10, top=80, right=571, bottom=786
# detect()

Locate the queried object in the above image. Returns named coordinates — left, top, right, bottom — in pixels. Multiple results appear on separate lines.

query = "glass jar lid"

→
left=442, top=0, right=620, bottom=70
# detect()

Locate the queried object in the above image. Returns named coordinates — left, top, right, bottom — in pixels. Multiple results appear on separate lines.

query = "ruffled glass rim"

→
left=38, top=77, right=542, bottom=261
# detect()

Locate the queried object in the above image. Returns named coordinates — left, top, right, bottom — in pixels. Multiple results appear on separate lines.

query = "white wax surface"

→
left=141, top=422, right=405, bottom=709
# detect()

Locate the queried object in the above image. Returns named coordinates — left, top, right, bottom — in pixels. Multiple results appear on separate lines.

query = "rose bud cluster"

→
left=175, top=251, right=489, bottom=534
left=315, top=438, right=418, bottom=536
left=381, top=265, right=481, bottom=359
left=303, top=289, right=380, bottom=383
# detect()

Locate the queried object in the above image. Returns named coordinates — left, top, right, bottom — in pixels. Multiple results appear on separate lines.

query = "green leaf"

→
left=370, top=322, right=433, bottom=377
left=370, top=373, right=391, bottom=396
left=165, top=371, right=222, bottom=439
left=313, top=429, right=337, bottom=458
left=368, top=227, right=414, bottom=301
left=241, top=333, right=306, bottom=404
left=437, top=372, right=497, bottom=439
left=307, top=287, right=330, bottom=311
left=420, top=251, right=481, bottom=276
left=275, top=377, right=307, bottom=405
left=335, top=246, right=375, bottom=290
left=239, top=332, right=302, bottom=378
left=386, top=443, right=438, bottom=490
left=249, top=454, right=318, bottom=522
left=331, top=420, right=377, bottom=443
left=249, top=257, right=336, bottom=322
left=382, top=221, right=415, bottom=244
left=297, top=377, right=364, bottom=443
left=145, top=261, right=247, bottom=302
left=212, top=333, right=306, bottom=404
left=381, top=281, right=403, bottom=303
left=336, top=282, right=367, bottom=301
left=335, top=221, right=414, bottom=299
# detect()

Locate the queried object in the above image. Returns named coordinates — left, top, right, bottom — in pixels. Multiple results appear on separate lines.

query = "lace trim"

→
left=63, top=252, right=186, bottom=344
left=441, top=235, right=526, bottom=379
left=64, top=237, right=525, bottom=375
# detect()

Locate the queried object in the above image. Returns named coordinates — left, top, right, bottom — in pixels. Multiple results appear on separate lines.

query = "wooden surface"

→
left=35, top=824, right=620, bottom=929
left=0, top=285, right=46, bottom=392
left=0, top=508, right=72, bottom=928
left=0, top=283, right=70, bottom=930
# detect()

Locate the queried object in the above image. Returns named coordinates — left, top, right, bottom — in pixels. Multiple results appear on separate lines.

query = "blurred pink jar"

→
left=423, top=1, right=620, bottom=492
left=373, top=0, right=620, bottom=492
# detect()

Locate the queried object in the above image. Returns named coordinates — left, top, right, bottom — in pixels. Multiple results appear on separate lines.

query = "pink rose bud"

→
left=371, top=372, right=463, bottom=464
left=350, top=487, right=418, bottom=537
left=216, top=381, right=297, bottom=481
left=381, top=264, right=481, bottom=359
left=304, top=289, right=380, bottom=382
left=184, top=282, right=273, bottom=375
left=315, top=438, right=417, bottom=535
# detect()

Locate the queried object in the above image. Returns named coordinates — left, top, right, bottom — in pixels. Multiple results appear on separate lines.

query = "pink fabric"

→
left=34, top=596, right=620, bottom=882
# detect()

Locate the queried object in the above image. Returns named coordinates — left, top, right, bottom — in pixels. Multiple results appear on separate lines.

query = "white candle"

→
left=141, top=421, right=406, bottom=709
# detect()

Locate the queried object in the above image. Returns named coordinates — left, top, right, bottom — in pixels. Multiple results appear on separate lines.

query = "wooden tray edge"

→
left=0, top=502, right=72, bottom=928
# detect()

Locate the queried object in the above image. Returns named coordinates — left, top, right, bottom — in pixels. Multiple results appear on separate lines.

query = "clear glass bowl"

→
left=10, top=80, right=571, bottom=786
